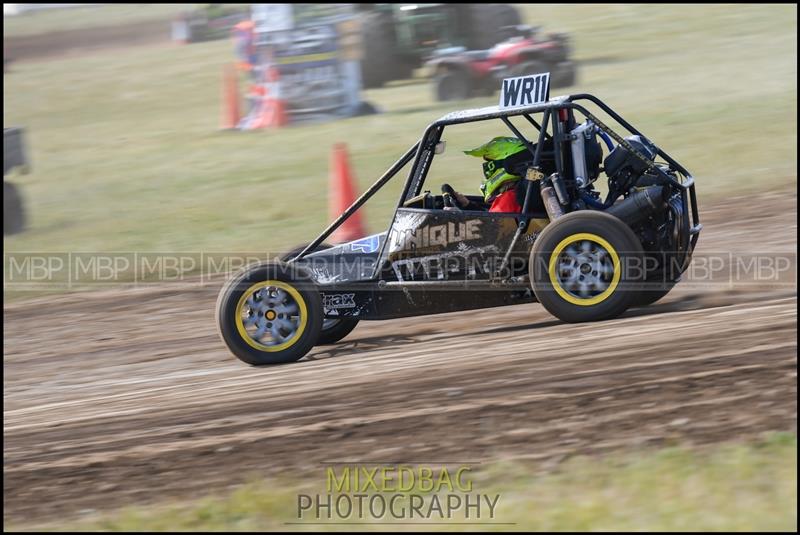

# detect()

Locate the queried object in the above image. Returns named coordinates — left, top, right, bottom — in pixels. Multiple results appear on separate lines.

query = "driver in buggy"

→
left=443, top=136, right=550, bottom=214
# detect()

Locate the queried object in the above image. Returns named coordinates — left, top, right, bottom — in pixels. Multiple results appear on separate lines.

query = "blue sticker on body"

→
left=350, top=234, right=381, bottom=253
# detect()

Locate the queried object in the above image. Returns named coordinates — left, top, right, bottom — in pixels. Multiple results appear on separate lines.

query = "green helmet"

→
left=464, top=137, right=526, bottom=201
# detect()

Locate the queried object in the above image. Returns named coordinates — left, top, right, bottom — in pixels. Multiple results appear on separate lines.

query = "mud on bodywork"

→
left=295, top=209, right=548, bottom=320
left=381, top=208, right=548, bottom=282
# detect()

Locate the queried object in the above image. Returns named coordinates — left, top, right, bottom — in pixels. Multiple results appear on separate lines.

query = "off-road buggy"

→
left=217, top=75, right=701, bottom=365
left=427, top=25, right=576, bottom=101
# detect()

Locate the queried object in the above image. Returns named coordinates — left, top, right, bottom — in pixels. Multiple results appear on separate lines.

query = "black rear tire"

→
left=512, top=60, right=549, bottom=80
left=551, top=60, right=577, bottom=88
left=530, top=211, right=645, bottom=323
left=631, top=280, right=677, bottom=307
left=216, top=262, right=322, bottom=365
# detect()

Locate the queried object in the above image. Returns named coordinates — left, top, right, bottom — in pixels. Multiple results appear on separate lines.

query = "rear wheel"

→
left=530, top=211, right=645, bottom=322
left=282, top=243, right=360, bottom=345
left=512, top=60, right=548, bottom=79
left=216, top=262, right=322, bottom=365
left=551, top=60, right=577, bottom=88
left=631, top=281, right=676, bottom=307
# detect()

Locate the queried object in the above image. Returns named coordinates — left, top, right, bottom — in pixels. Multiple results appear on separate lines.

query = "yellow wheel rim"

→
left=235, top=280, right=308, bottom=352
left=548, top=233, right=621, bottom=306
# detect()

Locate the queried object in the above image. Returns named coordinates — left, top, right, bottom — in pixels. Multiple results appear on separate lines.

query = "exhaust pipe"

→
left=541, top=182, right=565, bottom=220
left=605, top=186, right=668, bottom=226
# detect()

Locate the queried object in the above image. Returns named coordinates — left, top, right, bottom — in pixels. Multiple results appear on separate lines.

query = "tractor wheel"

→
left=216, top=262, right=323, bottom=365
left=529, top=211, right=645, bottom=323
left=434, top=69, right=472, bottom=101
left=3, top=181, right=26, bottom=235
left=281, top=243, right=360, bottom=345
left=360, top=11, right=398, bottom=89
left=466, top=4, right=523, bottom=49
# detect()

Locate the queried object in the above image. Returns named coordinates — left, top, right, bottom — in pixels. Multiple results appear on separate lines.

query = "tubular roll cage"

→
left=293, top=94, right=702, bottom=281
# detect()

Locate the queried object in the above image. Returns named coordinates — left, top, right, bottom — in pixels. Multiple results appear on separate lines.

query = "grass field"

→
left=3, top=4, right=797, bottom=257
left=27, top=433, right=796, bottom=531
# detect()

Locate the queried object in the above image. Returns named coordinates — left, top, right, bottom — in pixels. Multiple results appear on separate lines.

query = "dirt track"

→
left=3, top=191, right=797, bottom=525
left=3, top=18, right=171, bottom=64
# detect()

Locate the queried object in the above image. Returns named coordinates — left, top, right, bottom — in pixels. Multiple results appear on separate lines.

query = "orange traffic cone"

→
left=220, top=64, right=240, bottom=130
left=264, top=65, right=288, bottom=128
left=329, top=143, right=366, bottom=243
left=269, top=94, right=289, bottom=128
left=245, top=65, right=288, bottom=129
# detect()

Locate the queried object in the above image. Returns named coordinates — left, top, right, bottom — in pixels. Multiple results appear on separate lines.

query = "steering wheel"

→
left=441, top=183, right=461, bottom=210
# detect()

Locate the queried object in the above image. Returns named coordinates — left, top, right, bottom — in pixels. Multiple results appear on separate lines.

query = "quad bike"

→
left=427, top=25, right=577, bottom=101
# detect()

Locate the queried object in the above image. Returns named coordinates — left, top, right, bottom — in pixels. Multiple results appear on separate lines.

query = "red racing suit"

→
left=488, top=188, right=522, bottom=213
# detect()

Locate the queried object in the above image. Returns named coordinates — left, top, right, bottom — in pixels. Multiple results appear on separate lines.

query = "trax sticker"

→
left=500, top=72, right=550, bottom=109
left=323, top=293, right=356, bottom=309
left=390, top=219, right=483, bottom=252
left=350, top=234, right=381, bottom=254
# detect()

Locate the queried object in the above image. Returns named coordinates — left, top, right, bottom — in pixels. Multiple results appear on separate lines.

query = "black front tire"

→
left=216, top=262, right=322, bottom=365
left=317, top=317, right=360, bottom=345
left=434, top=69, right=472, bottom=101
left=530, top=211, right=645, bottom=323
left=282, top=243, right=360, bottom=345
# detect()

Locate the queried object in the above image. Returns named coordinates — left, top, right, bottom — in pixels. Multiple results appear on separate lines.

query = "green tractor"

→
left=173, top=4, right=250, bottom=44
left=358, top=4, right=522, bottom=88
left=4, top=127, right=29, bottom=235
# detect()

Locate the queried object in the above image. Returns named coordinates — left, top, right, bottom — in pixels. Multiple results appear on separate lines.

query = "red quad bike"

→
left=427, top=25, right=577, bottom=102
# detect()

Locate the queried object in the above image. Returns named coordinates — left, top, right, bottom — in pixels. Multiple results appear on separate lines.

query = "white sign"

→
left=499, top=72, right=550, bottom=109
left=252, top=4, right=294, bottom=33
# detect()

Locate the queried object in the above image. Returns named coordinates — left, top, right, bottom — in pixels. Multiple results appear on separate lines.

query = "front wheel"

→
left=216, top=262, right=322, bottom=365
left=530, top=211, right=645, bottom=323
left=318, top=317, right=360, bottom=345
left=282, top=243, right=360, bottom=345
left=434, top=69, right=472, bottom=101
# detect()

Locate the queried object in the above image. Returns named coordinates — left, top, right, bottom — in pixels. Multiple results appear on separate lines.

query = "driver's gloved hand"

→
left=441, top=184, right=469, bottom=209
left=453, top=190, right=470, bottom=208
